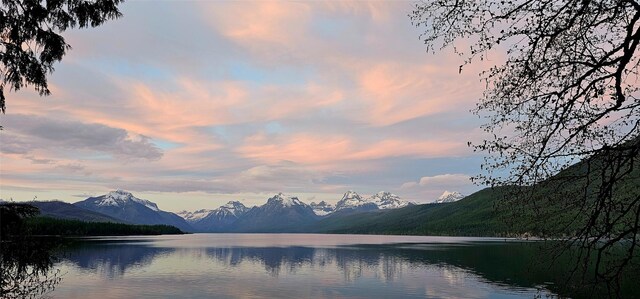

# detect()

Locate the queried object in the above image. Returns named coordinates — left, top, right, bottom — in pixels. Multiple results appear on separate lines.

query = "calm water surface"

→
left=48, top=234, right=561, bottom=298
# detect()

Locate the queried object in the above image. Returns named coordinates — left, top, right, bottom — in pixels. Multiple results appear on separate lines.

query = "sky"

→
left=0, top=1, right=495, bottom=212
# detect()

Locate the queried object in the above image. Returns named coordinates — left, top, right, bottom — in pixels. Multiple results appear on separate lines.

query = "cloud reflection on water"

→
left=54, top=237, right=555, bottom=298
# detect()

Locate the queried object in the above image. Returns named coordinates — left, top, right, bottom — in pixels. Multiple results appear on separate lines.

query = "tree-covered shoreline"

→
left=24, top=217, right=184, bottom=236
left=0, top=203, right=184, bottom=238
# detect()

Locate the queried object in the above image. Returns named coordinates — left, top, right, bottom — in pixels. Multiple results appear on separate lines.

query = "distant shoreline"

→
left=24, top=216, right=186, bottom=237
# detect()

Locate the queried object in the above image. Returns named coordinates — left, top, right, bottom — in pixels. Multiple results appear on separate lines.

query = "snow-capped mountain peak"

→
left=177, top=209, right=213, bottom=222
left=335, top=191, right=369, bottom=211
left=178, top=201, right=249, bottom=224
left=342, top=190, right=362, bottom=201
left=219, top=201, right=249, bottom=216
left=267, top=193, right=305, bottom=207
left=370, top=191, right=397, bottom=203
left=310, top=201, right=334, bottom=216
left=97, top=190, right=159, bottom=211
left=436, top=191, right=465, bottom=203
left=369, top=191, right=411, bottom=209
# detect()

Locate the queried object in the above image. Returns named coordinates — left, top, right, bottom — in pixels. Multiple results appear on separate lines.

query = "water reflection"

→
left=204, top=246, right=410, bottom=282
left=46, top=235, right=640, bottom=298
left=0, top=238, right=62, bottom=299
left=50, top=239, right=554, bottom=298
left=199, top=244, right=549, bottom=287
left=62, top=242, right=173, bottom=279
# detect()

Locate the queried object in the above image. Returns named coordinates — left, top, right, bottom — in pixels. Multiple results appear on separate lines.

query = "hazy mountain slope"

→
left=23, top=201, right=124, bottom=223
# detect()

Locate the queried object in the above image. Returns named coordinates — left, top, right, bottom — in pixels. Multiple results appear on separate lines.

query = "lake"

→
left=6, top=234, right=636, bottom=298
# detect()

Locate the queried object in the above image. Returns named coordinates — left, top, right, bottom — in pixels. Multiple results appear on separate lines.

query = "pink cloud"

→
left=0, top=1, right=494, bottom=207
left=200, top=1, right=488, bottom=127
left=204, top=2, right=311, bottom=49
left=238, top=133, right=467, bottom=166
left=351, top=139, right=463, bottom=160
left=238, top=133, right=353, bottom=165
left=355, top=60, right=488, bottom=126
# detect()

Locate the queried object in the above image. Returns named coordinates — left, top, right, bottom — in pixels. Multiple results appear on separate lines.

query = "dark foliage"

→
left=25, top=216, right=184, bottom=236
left=0, top=202, right=39, bottom=239
left=0, top=203, right=61, bottom=298
left=0, top=0, right=123, bottom=115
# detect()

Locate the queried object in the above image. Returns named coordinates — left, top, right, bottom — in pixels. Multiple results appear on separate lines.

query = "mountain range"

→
left=25, top=190, right=420, bottom=233
left=13, top=141, right=639, bottom=237
left=311, top=191, right=414, bottom=215
left=177, top=191, right=417, bottom=232
left=177, top=201, right=249, bottom=232
left=74, top=190, right=193, bottom=232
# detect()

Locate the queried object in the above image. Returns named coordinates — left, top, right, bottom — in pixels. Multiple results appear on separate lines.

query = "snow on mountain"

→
left=74, top=190, right=193, bottom=232
left=435, top=191, right=465, bottom=203
left=97, top=190, right=160, bottom=211
left=179, top=191, right=412, bottom=227
left=217, top=201, right=250, bottom=217
left=180, top=201, right=248, bottom=232
left=369, top=191, right=412, bottom=209
left=309, top=201, right=334, bottom=216
left=334, top=191, right=371, bottom=211
left=177, top=209, right=214, bottom=222
left=179, top=201, right=249, bottom=220
left=231, top=193, right=318, bottom=232
left=333, top=191, right=412, bottom=212
left=267, top=193, right=306, bottom=207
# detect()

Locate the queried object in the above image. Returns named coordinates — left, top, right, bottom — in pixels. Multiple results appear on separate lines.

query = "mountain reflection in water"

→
left=43, top=234, right=639, bottom=298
